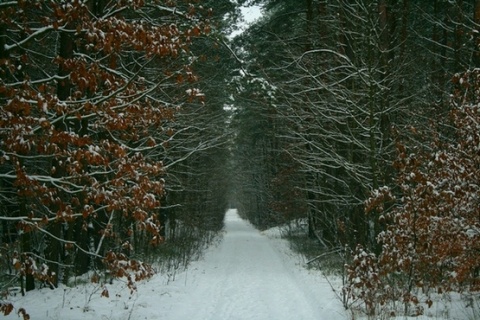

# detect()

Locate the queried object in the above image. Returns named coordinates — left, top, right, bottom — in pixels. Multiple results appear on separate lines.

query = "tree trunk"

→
left=474, top=0, right=480, bottom=66
left=45, top=28, right=76, bottom=287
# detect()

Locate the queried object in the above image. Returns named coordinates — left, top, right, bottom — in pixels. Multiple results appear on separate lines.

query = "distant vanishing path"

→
left=161, top=209, right=345, bottom=320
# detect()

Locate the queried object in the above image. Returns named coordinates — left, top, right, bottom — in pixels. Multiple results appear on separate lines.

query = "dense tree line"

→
left=0, top=0, right=237, bottom=315
left=230, top=0, right=480, bottom=316
left=233, top=0, right=479, bottom=244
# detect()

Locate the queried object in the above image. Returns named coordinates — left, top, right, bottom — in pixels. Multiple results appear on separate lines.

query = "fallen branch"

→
left=306, top=247, right=342, bottom=265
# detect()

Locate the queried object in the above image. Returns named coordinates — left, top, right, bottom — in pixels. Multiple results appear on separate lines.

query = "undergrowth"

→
left=282, top=228, right=343, bottom=276
left=280, top=223, right=480, bottom=319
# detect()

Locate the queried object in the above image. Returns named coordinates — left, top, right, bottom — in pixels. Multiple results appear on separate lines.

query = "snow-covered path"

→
left=157, top=209, right=345, bottom=320
left=5, top=209, right=346, bottom=319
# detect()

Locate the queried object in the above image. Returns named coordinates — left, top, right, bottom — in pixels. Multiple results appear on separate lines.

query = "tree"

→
left=347, top=69, right=480, bottom=316
left=0, top=0, right=210, bottom=307
left=227, top=0, right=480, bottom=316
left=154, top=0, right=240, bottom=254
left=231, top=0, right=480, bottom=249
left=232, top=0, right=412, bottom=249
left=230, top=0, right=313, bottom=230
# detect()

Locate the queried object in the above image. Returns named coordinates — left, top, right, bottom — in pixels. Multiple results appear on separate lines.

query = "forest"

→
left=1, top=0, right=480, bottom=318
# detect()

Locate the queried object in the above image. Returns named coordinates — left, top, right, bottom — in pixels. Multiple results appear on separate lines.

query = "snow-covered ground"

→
left=4, top=209, right=347, bottom=320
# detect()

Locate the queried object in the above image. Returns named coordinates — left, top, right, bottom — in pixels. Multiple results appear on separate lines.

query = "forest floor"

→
left=4, top=209, right=346, bottom=320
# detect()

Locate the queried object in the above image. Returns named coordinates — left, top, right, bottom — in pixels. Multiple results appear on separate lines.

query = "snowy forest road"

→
left=160, top=209, right=345, bottom=320
left=5, top=209, right=346, bottom=320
